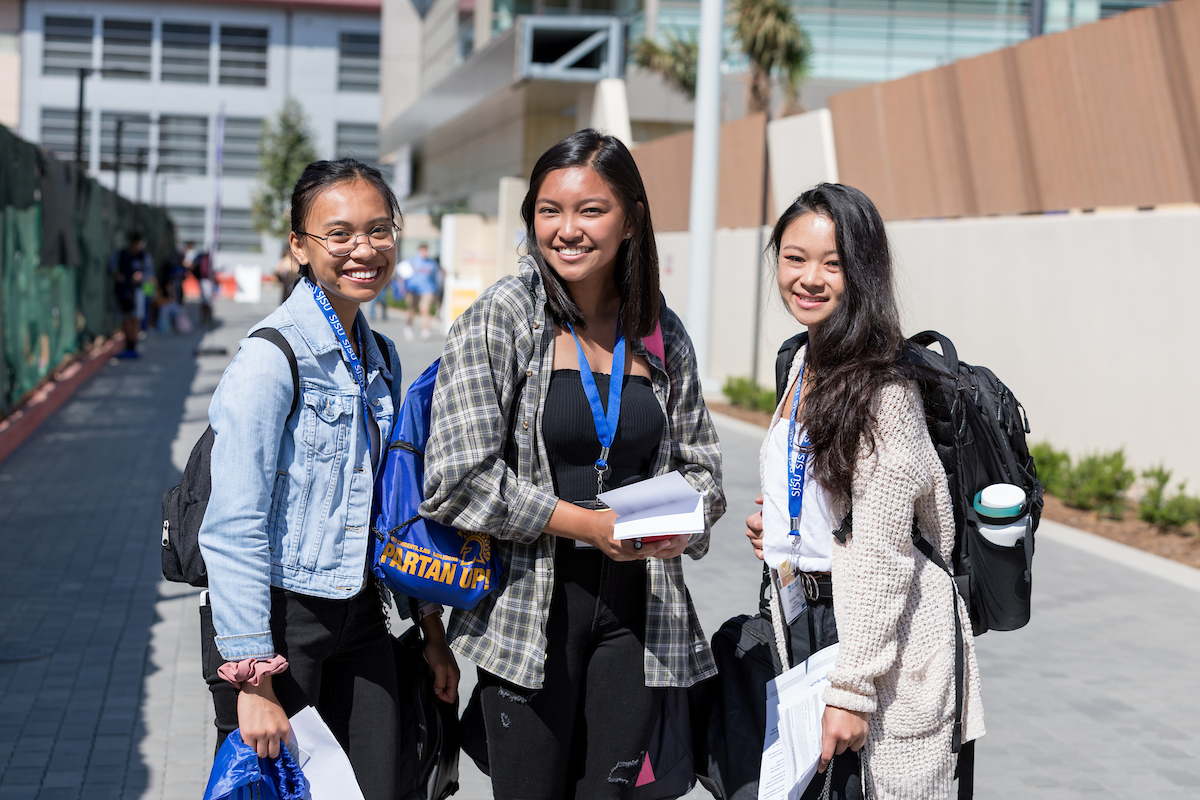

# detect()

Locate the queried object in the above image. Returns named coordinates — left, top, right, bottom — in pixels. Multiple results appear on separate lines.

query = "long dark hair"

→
left=290, top=159, right=402, bottom=280
left=769, top=183, right=908, bottom=497
left=520, top=129, right=660, bottom=338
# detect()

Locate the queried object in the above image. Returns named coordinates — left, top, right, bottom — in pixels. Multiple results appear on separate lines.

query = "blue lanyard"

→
left=308, top=279, right=373, bottom=435
left=787, top=359, right=810, bottom=534
left=567, top=322, right=626, bottom=498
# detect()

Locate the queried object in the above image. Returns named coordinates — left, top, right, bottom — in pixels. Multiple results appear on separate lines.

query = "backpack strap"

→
left=910, top=521, right=966, bottom=759
left=775, top=332, right=808, bottom=405
left=370, top=330, right=395, bottom=392
left=249, top=328, right=299, bottom=421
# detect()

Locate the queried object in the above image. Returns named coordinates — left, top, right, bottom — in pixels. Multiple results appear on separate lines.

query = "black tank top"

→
left=543, top=370, right=665, bottom=503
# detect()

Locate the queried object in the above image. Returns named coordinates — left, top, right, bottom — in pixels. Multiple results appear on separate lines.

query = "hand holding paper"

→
left=596, top=471, right=705, bottom=540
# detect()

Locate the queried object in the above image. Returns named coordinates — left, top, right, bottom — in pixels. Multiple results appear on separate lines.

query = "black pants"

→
left=788, top=601, right=862, bottom=800
left=201, top=583, right=399, bottom=800
left=475, top=544, right=662, bottom=800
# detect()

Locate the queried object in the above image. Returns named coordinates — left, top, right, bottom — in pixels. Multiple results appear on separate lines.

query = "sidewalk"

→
left=1, top=296, right=1198, bottom=799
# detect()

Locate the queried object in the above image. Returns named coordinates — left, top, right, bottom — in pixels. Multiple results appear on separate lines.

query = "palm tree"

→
left=732, top=0, right=811, bottom=116
left=633, top=31, right=700, bottom=100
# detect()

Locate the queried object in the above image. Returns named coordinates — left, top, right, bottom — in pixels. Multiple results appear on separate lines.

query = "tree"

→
left=633, top=31, right=699, bottom=100
left=251, top=97, right=318, bottom=239
left=732, top=0, right=812, bottom=116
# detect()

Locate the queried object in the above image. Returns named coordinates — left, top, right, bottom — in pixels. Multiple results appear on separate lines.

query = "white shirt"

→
left=762, top=418, right=833, bottom=574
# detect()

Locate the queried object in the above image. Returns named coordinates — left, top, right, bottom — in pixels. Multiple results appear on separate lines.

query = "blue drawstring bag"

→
left=372, top=359, right=503, bottom=609
left=203, top=730, right=307, bottom=800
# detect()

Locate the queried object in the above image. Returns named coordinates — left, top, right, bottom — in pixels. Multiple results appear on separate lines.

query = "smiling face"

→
left=533, top=166, right=633, bottom=291
left=289, top=178, right=397, bottom=318
left=776, top=212, right=845, bottom=331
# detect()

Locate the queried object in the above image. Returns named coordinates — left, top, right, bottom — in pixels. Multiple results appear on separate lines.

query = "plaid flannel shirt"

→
left=421, top=257, right=724, bottom=689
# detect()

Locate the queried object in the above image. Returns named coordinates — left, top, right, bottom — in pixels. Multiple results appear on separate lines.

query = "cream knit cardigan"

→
left=763, top=347, right=984, bottom=800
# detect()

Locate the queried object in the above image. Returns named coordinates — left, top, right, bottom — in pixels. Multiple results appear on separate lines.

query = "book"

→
left=596, top=471, right=705, bottom=541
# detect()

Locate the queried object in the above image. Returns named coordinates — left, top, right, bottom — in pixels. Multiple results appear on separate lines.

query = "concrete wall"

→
left=889, top=207, right=1200, bottom=486
left=656, top=207, right=1200, bottom=486
left=0, top=0, right=19, bottom=129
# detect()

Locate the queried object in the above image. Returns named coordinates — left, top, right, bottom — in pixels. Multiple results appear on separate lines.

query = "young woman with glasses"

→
left=197, top=159, right=458, bottom=799
left=745, top=184, right=983, bottom=799
left=421, top=130, right=725, bottom=799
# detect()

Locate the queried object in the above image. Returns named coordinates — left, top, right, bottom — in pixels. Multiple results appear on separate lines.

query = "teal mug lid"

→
left=974, top=483, right=1026, bottom=520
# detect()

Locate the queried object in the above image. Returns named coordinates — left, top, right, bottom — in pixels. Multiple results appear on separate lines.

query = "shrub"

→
left=1138, top=466, right=1200, bottom=530
left=1029, top=442, right=1070, bottom=497
left=1059, top=449, right=1135, bottom=519
left=723, top=376, right=776, bottom=413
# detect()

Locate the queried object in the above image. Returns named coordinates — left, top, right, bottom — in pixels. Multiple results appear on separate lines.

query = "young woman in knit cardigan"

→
left=745, top=184, right=983, bottom=800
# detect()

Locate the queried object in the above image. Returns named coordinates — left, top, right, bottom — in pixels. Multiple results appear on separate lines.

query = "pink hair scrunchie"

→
left=217, top=654, right=289, bottom=689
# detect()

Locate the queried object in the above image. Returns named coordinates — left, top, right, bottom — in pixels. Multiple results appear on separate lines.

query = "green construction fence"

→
left=0, top=124, right=176, bottom=416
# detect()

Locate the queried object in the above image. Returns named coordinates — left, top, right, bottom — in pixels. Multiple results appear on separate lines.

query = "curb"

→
left=0, top=336, right=126, bottom=466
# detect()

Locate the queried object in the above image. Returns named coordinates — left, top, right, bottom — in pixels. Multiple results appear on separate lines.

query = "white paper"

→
left=758, top=643, right=840, bottom=800
left=596, top=471, right=705, bottom=540
left=288, top=706, right=365, bottom=800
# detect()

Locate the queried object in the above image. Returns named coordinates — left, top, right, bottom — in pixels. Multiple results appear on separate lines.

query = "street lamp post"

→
left=74, top=67, right=94, bottom=169
left=113, top=118, right=124, bottom=196
left=686, top=0, right=725, bottom=382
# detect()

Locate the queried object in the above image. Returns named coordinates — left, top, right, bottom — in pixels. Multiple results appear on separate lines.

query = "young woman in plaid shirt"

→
left=422, top=130, right=725, bottom=799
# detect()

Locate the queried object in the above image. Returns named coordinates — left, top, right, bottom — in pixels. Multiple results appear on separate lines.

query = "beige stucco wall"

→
left=889, top=208, right=1200, bottom=485
left=656, top=207, right=1200, bottom=485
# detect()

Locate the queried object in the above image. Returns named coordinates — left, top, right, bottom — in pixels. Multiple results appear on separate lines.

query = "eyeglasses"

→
left=299, top=224, right=397, bottom=257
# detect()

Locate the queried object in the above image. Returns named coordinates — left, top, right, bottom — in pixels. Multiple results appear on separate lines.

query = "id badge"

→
left=771, top=562, right=807, bottom=625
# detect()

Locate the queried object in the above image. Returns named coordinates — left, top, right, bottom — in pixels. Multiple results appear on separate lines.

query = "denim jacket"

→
left=199, top=283, right=402, bottom=661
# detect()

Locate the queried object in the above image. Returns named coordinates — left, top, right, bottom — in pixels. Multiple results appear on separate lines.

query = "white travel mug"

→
left=973, top=483, right=1030, bottom=547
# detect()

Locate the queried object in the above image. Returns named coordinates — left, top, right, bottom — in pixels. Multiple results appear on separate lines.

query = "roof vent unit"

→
left=519, top=16, right=624, bottom=82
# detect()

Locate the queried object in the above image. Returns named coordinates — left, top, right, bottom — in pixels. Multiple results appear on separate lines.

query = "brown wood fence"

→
left=632, top=112, right=775, bottom=232
left=828, top=0, right=1200, bottom=220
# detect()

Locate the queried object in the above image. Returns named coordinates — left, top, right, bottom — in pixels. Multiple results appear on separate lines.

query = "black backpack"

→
left=160, top=327, right=391, bottom=586
left=393, top=620, right=460, bottom=800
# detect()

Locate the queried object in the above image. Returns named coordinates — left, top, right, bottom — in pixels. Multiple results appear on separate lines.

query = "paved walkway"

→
left=1, top=296, right=1198, bottom=799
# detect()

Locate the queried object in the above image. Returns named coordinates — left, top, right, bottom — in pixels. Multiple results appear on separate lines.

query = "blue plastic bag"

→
left=371, top=359, right=503, bottom=609
left=203, top=730, right=308, bottom=800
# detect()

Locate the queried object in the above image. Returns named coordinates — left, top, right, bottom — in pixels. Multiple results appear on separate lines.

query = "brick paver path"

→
left=2, top=296, right=1198, bottom=799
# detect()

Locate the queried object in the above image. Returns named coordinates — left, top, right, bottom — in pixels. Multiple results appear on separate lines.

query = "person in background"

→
left=745, top=184, right=983, bottom=799
left=273, top=244, right=300, bottom=306
left=191, top=247, right=216, bottom=327
left=403, top=243, right=439, bottom=340
left=109, top=231, right=152, bottom=359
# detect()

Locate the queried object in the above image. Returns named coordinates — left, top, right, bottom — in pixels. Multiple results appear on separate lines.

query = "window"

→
left=217, top=207, right=261, bottom=252
left=220, top=117, right=264, bottom=177
left=102, top=19, right=152, bottom=79
left=219, top=26, right=268, bottom=86
left=99, top=112, right=152, bottom=170
left=168, top=206, right=207, bottom=246
left=159, top=115, right=208, bottom=175
left=338, top=32, right=380, bottom=92
left=337, top=122, right=379, bottom=163
left=40, top=107, right=90, bottom=163
left=336, top=122, right=392, bottom=179
left=43, top=16, right=93, bottom=76
left=162, top=22, right=212, bottom=83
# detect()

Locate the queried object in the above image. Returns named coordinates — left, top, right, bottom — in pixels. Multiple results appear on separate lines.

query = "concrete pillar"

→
left=588, top=78, right=632, bottom=145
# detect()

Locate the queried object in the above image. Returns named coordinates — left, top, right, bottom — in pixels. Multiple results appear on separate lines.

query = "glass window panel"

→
left=43, top=16, right=93, bottom=76
left=335, top=122, right=392, bottom=179
left=99, top=112, right=152, bottom=170
left=218, top=207, right=261, bottom=252
left=219, top=26, right=268, bottom=86
left=338, top=32, right=380, bottom=92
left=162, top=22, right=211, bottom=83
left=168, top=206, right=207, bottom=246
left=159, top=115, right=209, bottom=175
left=102, top=18, right=152, bottom=80
left=40, top=107, right=90, bottom=163
left=221, top=117, right=264, bottom=177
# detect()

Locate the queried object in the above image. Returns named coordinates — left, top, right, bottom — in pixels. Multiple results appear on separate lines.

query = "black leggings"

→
left=476, top=544, right=663, bottom=800
left=202, top=583, right=399, bottom=800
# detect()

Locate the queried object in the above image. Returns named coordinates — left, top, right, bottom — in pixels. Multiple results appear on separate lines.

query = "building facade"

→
left=18, top=0, right=384, bottom=270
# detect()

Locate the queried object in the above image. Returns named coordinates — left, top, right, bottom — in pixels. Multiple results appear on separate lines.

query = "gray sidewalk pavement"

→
left=2, top=295, right=1199, bottom=799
